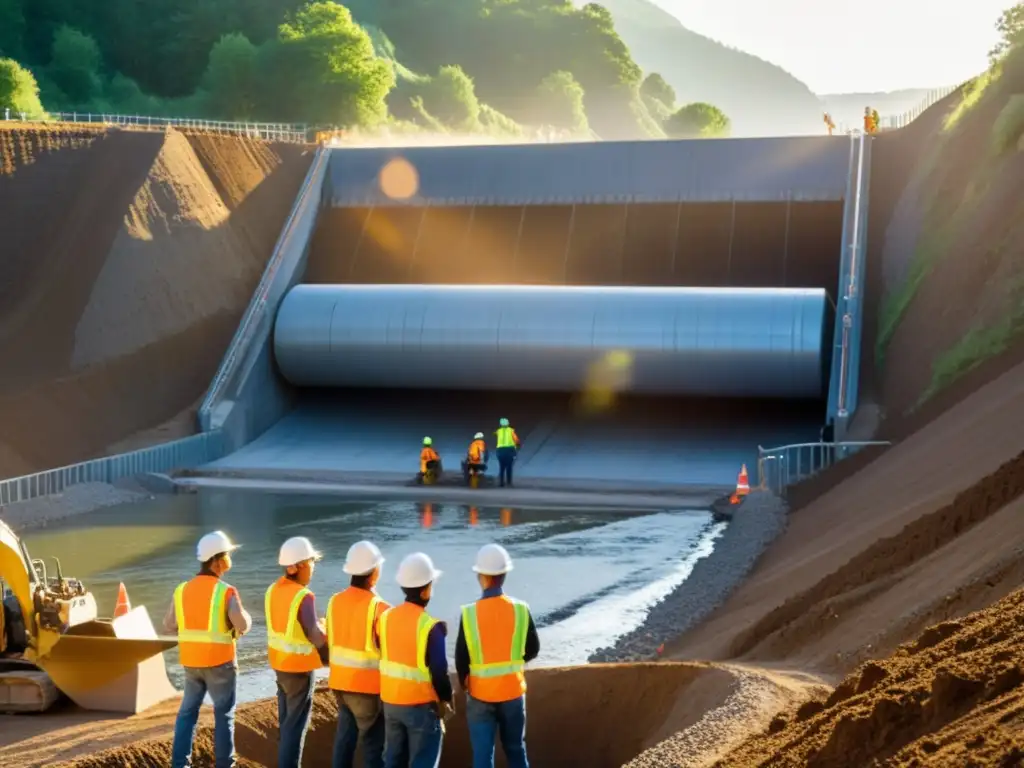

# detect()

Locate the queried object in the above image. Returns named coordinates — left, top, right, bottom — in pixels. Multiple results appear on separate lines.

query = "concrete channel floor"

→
left=204, top=390, right=823, bottom=489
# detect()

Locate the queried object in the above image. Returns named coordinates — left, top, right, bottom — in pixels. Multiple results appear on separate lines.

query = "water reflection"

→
left=21, top=491, right=722, bottom=703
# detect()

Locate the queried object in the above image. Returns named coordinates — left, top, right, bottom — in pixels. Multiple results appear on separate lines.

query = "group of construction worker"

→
left=419, top=418, right=522, bottom=487
left=821, top=107, right=881, bottom=136
left=166, top=530, right=538, bottom=768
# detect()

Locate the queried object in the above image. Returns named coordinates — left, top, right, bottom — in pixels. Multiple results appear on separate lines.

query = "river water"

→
left=22, top=489, right=724, bottom=702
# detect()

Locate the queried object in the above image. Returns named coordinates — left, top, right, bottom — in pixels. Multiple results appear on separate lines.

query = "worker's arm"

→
left=455, top=618, right=470, bottom=690
left=226, top=590, right=252, bottom=636
left=162, top=599, right=178, bottom=634
left=524, top=611, right=540, bottom=664
left=425, top=622, right=453, bottom=704
left=297, top=593, right=330, bottom=665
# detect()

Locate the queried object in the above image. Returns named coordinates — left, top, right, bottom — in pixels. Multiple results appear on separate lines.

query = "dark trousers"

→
left=333, top=690, right=385, bottom=768
left=496, top=447, right=516, bottom=486
left=276, top=671, right=316, bottom=768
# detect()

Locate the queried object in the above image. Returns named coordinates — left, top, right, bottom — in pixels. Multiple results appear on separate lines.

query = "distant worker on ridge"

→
left=494, top=418, right=521, bottom=488
left=167, top=530, right=251, bottom=768
left=457, top=543, right=540, bottom=768
left=419, top=437, right=442, bottom=484
left=823, top=112, right=835, bottom=136
left=327, top=540, right=391, bottom=768
left=267, top=536, right=329, bottom=768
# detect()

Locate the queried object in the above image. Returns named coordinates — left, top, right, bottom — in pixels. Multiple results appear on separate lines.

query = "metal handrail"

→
left=198, top=145, right=329, bottom=430
left=757, top=440, right=891, bottom=496
left=0, top=431, right=224, bottom=505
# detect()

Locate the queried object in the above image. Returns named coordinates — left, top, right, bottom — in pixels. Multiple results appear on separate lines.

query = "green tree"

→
left=534, top=70, right=589, bottom=133
left=0, top=0, right=27, bottom=60
left=0, top=57, right=45, bottom=116
left=665, top=102, right=731, bottom=138
left=261, top=1, right=394, bottom=125
left=49, top=26, right=102, bottom=106
left=423, top=65, right=480, bottom=130
left=990, top=3, right=1024, bottom=61
left=640, top=72, right=674, bottom=109
left=202, top=32, right=259, bottom=120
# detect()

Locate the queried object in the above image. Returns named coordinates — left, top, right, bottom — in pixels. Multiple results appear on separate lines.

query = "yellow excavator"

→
left=0, top=518, right=179, bottom=713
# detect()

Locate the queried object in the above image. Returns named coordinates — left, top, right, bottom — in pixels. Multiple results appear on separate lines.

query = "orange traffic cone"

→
left=729, top=464, right=750, bottom=504
left=114, top=582, right=132, bottom=618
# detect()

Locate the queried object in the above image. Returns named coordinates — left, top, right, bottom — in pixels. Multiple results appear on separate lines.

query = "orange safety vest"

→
left=420, top=447, right=439, bottom=473
left=173, top=575, right=237, bottom=668
left=461, top=595, right=530, bottom=703
left=326, top=587, right=390, bottom=693
left=379, top=602, right=439, bottom=706
left=467, top=440, right=486, bottom=463
left=265, top=577, right=321, bottom=673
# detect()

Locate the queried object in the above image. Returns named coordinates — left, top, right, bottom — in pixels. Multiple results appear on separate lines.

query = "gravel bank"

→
left=589, top=491, right=788, bottom=662
left=1, top=481, right=152, bottom=532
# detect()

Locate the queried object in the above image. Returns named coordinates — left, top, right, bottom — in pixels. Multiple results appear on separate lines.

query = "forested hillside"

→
left=0, top=0, right=821, bottom=139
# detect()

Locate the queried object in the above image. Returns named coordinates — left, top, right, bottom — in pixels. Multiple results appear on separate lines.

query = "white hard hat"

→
left=344, top=540, right=384, bottom=575
left=196, top=530, right=240, bottom=562
left=473, top=543, right=514, bottom=576
left=396, top=552, right=442, bottom=589
left=474, top=432, right=484, bottom=440
left=278, top=536, right=322, bottom=567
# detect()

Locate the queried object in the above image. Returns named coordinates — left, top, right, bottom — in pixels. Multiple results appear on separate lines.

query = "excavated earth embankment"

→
left=0, top=125, right=313, bottom=477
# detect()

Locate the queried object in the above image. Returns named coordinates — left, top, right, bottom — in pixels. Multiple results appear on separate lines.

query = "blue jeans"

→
left=171, top=662, right=238, bottom=768
left=383, top=702, right=443, bottom=768
left=496, top=448, right=516, bottom=486
left=467, top=695, right=529, bottom=768
left=276, top=671, right=316, bottom=768
left=333, top=690, right=385, bottom=768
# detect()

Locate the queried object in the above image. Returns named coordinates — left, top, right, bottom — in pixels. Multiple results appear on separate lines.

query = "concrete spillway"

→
left=274, top=284, right=829, bottom=399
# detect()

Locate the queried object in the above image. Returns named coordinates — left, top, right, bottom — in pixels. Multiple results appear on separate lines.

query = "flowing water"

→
left=22, top=489, right=725, bottom=702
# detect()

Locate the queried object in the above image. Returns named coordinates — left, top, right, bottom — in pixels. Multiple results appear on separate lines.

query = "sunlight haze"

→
left=658, top=0, right=1007, bottom=93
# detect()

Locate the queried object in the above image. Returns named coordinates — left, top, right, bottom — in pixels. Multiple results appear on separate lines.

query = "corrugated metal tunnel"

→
left=274, top=284, right=829, bottom=399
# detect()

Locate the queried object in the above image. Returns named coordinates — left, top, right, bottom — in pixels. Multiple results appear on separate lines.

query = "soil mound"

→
left=714, top=586, right=1024, bottom=766
left=44, top=664, right=724, bottom=768
left=0, top=125, right=313, bottom=476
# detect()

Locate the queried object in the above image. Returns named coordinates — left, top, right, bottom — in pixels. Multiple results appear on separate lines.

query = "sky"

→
left=657, top=0, right=1009, bottom=94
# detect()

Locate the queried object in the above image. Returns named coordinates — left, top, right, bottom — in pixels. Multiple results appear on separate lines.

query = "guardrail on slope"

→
left=0, top=431, right=225, bottom=505
left=757, top=440, right=891, bottom=496
left=198, top=144, right=330, bottom=440
left=2, top=109, right=309, bottom=143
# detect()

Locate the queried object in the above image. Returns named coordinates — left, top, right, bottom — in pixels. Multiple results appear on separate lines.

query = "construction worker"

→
left=494, top=418, right=521, bottom=488
left=327, top=541, right=391, bottom=768
left=418, top=437, right=442, bottom=484
left=823, top=112, right=835, bottom=136
left=456, top=544, right=539, bottom=768
left=378, top=552, right=454, bottom=768
left=267, top=536, right=329, bottom=768
left=872, top=108, right=880, bottom=133
left=462, top=432, right=489, bottom=483
left=166, top=531, right=251, bottom=768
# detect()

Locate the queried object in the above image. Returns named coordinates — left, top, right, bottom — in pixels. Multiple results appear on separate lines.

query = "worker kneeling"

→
left=327, top=541, right=391, bottom=768
left=418, top=437, right=442, bottom=485
left=462, top=432, right=489, bottom=487
left=379, top=553, right=454, bottom=768
left=457, top=544, right=540, bottom=768
left=168, top=531, right=251, bottom=768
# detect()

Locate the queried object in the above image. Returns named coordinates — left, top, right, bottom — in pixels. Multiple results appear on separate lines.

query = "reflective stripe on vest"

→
left=495, top=427, right=516, bottom=448
left=379, top=604, right=438, bottom=705
left=174, top=577, right=235, bottom=668
left=461, top=596, right=529, bottom=702
left=327, top=593, right=381, bottom=670
left=264, top=581, right=317, bottom=669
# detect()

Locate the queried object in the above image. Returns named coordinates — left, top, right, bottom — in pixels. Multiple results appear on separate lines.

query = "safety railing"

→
left=0, top=431, right=225, bottom=506
left=877, top=83, right=962, bottom=131
left=2, top=108, right=309, bottom=143
left=757, top=440, right=891, bottom=496
left=198, top=145, right=330, bottom=431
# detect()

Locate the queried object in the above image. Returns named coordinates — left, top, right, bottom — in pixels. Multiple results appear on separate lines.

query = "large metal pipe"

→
left=274, top=284, right=829, bottom=398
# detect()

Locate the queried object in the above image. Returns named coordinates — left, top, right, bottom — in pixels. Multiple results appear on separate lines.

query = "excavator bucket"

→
left=36, top=606, right=179, bottom=713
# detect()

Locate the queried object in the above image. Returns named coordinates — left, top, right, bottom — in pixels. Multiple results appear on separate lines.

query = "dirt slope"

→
left=670, top=352, right=1024, bottom=676
left=0, top=125, right=313, bottom=477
